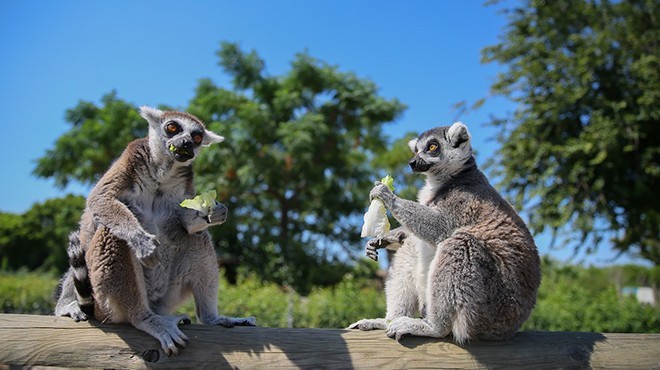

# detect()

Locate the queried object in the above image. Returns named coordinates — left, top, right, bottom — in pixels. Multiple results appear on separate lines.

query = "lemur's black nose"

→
left=182, top=140, right=194, bottom=150
left=409, top=157, right=431, bottom=173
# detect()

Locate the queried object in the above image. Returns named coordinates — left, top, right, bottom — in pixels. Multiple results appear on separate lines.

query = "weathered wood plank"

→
left=0, top=314, right=658, bottom=369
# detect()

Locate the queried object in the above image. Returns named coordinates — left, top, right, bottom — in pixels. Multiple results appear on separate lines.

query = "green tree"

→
left=33, top=92, right=157, bottom=187
left=0, top=195, right=85, bottom=272
left=190, top=42, right=405, bottom=293
left=482, top=0, right=659, bottom=263
left=33, top=42, right=405, bottom=293
left=371, top=132, right=424, bottom=202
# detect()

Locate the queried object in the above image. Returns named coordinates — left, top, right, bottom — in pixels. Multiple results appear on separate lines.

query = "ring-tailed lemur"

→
left=54, top=106, right=255, bottom=356
left=349, top=122, right=541, bottom=344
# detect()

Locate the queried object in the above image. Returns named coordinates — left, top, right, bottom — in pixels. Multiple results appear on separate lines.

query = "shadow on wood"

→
left=1, top=314, right=659, bottom=369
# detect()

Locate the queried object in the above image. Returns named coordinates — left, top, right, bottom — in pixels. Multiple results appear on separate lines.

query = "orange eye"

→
left=428, top=143, right=438, bottom=152
left=165, top=122, right=180, bottom=134
left=192, top=132, right=203, bottom=145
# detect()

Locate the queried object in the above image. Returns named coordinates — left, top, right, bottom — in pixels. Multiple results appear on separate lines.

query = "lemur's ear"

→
left=201, top=130, right=225, bottom=146
left=408, top=138, right=419, bottom=152
left=140, top=106, right=164, bottom=126
left=447, top=122, right=470, bottom=148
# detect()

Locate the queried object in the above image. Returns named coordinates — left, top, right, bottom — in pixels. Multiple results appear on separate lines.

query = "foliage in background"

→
left=522, top=257, right=659, bottom=332
left=0, top=271, right=57, bottom=315
left=2, top=260, right=657, bottom=332
left=33, top=93, right=158, bottom=188
left=371, top=132, right=424, bottom=203
left=0, top=269, right=385, bottom=329
left=191, top=42, right=405, bottom=293
left=482, top=0, right=659, bottom=263
left=0, top=195, right=85, bottom=272
left=28, top=42, right=405, bottom=294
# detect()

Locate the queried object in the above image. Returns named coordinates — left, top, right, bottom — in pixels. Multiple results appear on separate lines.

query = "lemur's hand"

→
left=131, top=231, right=161, bottom=268
left=370, top=182, right=396, bottom=208
left=204, top=201, right=228, bottom=226
left=366, top=237, right=387, bottom=261
left=366, top=228, right=407, bottom=261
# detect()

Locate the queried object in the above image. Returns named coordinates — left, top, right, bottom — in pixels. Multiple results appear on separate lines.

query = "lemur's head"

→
left=140, top=106, right=224, bottom=163
left=407, top=122, right=473, bottom=178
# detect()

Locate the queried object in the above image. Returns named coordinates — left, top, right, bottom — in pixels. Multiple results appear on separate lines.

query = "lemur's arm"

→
left=86, top=165, right=161, bottom=268
left=370, top=183, right=455, bottom=246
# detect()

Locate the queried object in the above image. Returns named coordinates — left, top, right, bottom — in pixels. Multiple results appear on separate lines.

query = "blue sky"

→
left=0, top=1, right=649, bottom=266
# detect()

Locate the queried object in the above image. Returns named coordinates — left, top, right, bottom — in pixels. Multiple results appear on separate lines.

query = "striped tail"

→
left=67, top=231, right=95, bottom=318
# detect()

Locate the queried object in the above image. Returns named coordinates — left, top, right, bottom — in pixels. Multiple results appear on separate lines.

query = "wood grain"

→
left=1, top=314, right=658, bottom=369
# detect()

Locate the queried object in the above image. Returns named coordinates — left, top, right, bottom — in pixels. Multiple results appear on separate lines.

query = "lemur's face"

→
left=407, top=122, right=472, bottom=176
left=161, top=112, right=210, bottom=162
left=140, top=107, right=224, bottom=163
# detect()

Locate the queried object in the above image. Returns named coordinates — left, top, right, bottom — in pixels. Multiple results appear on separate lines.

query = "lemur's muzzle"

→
left=171, top=140, right=195, bottom=162
left=409, top=156, right=431, bottom=173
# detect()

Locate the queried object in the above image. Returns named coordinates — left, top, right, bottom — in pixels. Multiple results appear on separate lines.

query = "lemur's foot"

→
left=210, top=315, right=256, bottom=327
left=347, top=318, right=387, bottom=331
left=135, top=314, right=190, bottom=356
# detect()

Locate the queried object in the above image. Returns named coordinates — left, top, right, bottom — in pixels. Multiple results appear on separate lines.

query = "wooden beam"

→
left=1, top=314, right=658, bottom=369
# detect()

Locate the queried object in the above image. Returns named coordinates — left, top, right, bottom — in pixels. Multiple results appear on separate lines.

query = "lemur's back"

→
left=431, top=166, right=540, bottom=340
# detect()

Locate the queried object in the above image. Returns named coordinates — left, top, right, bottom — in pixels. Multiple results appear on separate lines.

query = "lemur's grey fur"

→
left=54, top=106, right=255, bottom=356
left=349, top=122, right=541, bottom=344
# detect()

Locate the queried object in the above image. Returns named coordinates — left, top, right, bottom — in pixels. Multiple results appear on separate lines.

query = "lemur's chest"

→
left=123, top=174, right=187, bottom=229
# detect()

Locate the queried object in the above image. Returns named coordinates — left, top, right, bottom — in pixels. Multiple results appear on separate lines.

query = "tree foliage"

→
left=482, top=0, right=659, bottom=263
left=191, top=42, right=405, bottom=292
left=522, top=257, right=659, bottom=333
left=0, top=195, right=85, bottom=272
left=3, top=260, right=658, bottom=332
left=33, top=92, right=157, bottom=188
left=32, top=42, right=405, bottom=293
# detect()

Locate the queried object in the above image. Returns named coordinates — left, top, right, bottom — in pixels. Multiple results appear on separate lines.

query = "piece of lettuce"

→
left=360, top=175, right=395, bottom=238
left=180, top=190, right=217, bottom=217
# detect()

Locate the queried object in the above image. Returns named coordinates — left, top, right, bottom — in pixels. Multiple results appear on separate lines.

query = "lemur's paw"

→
left=133, top=232, right=161, bottom=268
left=365, top=247, right=379, bottom=261
left=233, top=316, right=256, bottom=326
left=347, top=318, right=387, bottom=331
left=386, top=317, right=438, bottom=341
left=56, top=301, right=89, bottom=322
left=210, top=315, right=256, bottom=327
left=366, top=237, right=390, bottom=261
left=369, top=182, right=394, bottom=203
left=138, top=315, right=189, bottom=357
left=386, top=317, right=416, bottom=341
left=206, top=202, right=228, bottom=225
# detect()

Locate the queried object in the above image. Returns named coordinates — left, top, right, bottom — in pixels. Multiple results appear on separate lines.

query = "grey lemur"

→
left=349, top=122, right=540, bottom=344
left=54, top=106, right=255, bottom=356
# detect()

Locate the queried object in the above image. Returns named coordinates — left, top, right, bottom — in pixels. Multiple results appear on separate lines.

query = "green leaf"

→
left=180, top=190, right=217, bottom=215
left=379, top=175, right=395, bottom=192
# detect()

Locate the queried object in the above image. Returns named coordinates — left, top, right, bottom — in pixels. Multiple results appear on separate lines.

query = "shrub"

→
left=177, top=274, right=293, bottom=327
left=2, top=265, right=657, bottom=333
left=522, top=263, right=659, bottom=333
left=297, top=273, right=385, bottom=328
left=0, top=271, right=59, bottom=315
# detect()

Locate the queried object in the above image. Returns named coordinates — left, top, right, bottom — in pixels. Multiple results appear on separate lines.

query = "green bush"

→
left=177, top=274, right=294, bottom=327
left=298, top=274, right=385, bottom=328
left=176, top=272, right=384, bottom=328
left=522, top=261, right=660, bottom=333
left=0, top=271, right=59, bottom=315
left=1, top=264, right=657, bottom=333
